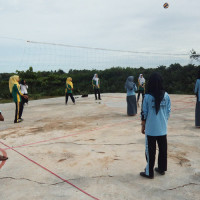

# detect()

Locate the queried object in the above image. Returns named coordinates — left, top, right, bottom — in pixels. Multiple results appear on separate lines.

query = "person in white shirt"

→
left=92, top=74, right=101, bottom=100
left=137, top=74, right=145, bottom=106
left=20, top=80, right=29, bottom=120
left=20, top=80, right=28, bottom=96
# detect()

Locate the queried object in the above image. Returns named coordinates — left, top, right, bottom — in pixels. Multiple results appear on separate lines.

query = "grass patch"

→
left=0, top=95, right=63, bottom=104
left=0, top=99, right=13, bottom=104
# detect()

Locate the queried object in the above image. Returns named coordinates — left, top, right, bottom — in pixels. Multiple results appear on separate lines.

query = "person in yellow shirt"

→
left=65, top=77, right=75, bottom=105
left=9, top=75, right=28, bottom=123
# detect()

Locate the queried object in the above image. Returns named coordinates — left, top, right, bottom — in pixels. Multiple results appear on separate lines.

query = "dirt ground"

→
left=0, top=93, right=199, bottom=200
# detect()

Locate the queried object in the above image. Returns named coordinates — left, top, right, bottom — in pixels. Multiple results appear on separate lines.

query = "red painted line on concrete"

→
left=3, top=131, right=92, bottom=150
left=0, top=141, right=100, bottom=200
left=0, top=148, right=7, bottom=169
left=4, top=120, right=133, bottom=151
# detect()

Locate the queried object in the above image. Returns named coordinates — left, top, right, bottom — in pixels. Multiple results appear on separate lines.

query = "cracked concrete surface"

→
left=0, top=93, right=200, bottom=200
left=166, top=183, right=200, bottom=191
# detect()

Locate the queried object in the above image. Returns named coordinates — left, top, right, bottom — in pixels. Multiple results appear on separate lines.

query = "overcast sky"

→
left=0, top=0, right=200, bottom=72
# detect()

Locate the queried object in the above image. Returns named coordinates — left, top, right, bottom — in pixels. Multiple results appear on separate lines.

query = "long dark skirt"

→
left=127, top=95, right=137, bottom=116
left=195, top=101, right=200, bottom=127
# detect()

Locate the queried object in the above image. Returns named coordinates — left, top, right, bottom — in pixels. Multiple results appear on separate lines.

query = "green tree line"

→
left=0, top=64, right=199, bottom=101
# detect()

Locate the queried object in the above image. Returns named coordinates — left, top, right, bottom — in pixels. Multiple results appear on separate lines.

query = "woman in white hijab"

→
left=92, top=74, right=101, bottom=100
left=137, top=74, right=145, bottom=106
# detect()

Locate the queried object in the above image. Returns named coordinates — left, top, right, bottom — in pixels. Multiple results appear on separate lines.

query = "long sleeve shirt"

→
left=195, top=79, right=200, bottom=102
left=20, top=84, right=28, bottom=94
left=127, top=85, right=137, bottom=96
left=65, top=83, right=73, bottom=93
left=12, top=84, right=23, bottom=103
left=141, top=92, right=171, bottom=136
left=138, top=79, right=145, bottom=91
left=92, top=79, right=100, bottom=89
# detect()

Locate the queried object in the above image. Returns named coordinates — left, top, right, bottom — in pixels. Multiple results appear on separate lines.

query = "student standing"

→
left=137, top=74, right=145, bottom=106
left=9, top=75, right=28, bottom=123
left=140, top=72, right=171, bottom=179
left=92, top=74, right=101, bottom=100
left=65, top=77, right=75, bottom=105
left=194, top=70, right=200, bottom=127
left=125, top=76, right=137, bottom=116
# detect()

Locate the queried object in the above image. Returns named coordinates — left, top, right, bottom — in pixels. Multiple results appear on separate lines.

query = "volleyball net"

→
left=0, top=38, right=198, bottom=72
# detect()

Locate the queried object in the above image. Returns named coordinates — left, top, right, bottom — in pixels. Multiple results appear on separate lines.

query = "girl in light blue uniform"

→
left=194, top=70, right=200, bottom=127
left=140, top=72, right=171, bottom=179
left=125, top=76, right=137, bottom=116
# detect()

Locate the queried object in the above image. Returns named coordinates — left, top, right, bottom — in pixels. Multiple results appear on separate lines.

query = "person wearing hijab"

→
left=9, top=75, right=28, bottom=123
left=0, top=110, right=8, bottom=161
left=125, top=76, right=137, bottom=116
left=140, top=72, right=171, bottom=179
left=92, top=74, right=101, bottom=100
left=137, top=74, right=145, bottom=106
left=65, top=77, right=75, bottom=105
left=194, top=70, right=200, bottom=127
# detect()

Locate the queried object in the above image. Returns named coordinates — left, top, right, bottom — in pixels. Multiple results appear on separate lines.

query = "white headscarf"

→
left=139, top=74, right=145, bottom=85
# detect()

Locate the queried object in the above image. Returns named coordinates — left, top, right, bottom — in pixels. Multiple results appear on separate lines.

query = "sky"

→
left=0, top=0, right=200, bottom=72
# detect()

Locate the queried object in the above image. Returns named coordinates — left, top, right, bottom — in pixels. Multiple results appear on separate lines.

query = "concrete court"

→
left=0, top=93, right=199, bottom=200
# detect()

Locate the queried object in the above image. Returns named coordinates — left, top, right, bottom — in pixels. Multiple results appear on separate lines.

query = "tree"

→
left=190, top=49, right=200, bottom=62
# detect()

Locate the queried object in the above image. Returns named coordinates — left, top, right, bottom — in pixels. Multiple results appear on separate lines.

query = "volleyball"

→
left=163, top=3, right=169, bottom=9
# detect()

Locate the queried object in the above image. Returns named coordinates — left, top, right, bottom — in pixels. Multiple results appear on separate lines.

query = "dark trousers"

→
left=66, top=93, right=75, bottom=104
left=14, top=102, right=22, bottom=123
left=145, top=135, right=167, bottom=177
left=137, top=90, right=144, bottom=102
left=94, top=88, right=101, bottom=100
left=20, top=94, right=28, bottom=118
left=22, top=94, right=28, bottom=104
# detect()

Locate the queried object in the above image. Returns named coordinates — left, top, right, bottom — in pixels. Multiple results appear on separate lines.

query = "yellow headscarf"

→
left=9, top=75, right=20, bottom=93
left=66, top=77, right=73, bottom=88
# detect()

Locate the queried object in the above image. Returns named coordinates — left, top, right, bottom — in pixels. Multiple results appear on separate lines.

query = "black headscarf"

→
left=147, top=72, right=165, bottom=115
left=20, top=80, right=25, bottom=85
left=197, top=70, right=200, bottom=79
left=125, top=76, right=135, bottom=90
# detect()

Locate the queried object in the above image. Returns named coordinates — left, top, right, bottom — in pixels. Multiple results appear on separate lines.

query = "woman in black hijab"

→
left=140, top=72, right=171, bottom=179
